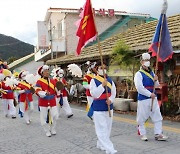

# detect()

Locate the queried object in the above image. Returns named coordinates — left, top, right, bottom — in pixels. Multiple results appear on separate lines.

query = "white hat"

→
left=37, top=65, right=49, bottom=76
left=18, top=70, right=29, bottom=79
left=141, top=53, right=151, bottom=60
left=56, top=69, right=64, bottom=76
left=90, top=62, right=96, bottom=68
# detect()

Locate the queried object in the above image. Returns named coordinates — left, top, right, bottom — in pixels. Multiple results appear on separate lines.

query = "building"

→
left=47, top=14, right=180, bottom=85
left=47, top=14, right=180, bottom=74
left=47, top=14, right=180, bottom=107
left=34, top=7, right=155, bottom=62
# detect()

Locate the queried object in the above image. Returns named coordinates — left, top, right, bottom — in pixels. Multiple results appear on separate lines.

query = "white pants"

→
left=2, top=99, right=16, bottom=116
left=19, top=101, right=34, bottom=123
left=14, top=91, right=19, bottom=103
left=40, top=106, right=58, bottom=133
left=93, top=110, right=116, bottom=154
left=137, top=97, right=163, bottom=135
left=56, top=96, right=73, bottom=116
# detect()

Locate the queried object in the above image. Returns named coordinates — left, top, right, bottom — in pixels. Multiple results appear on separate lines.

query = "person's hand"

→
left=150, top=93, right=156, bottom=99
left=106, top=98, right=111, bottom=106
left=154, top=75, right=158, bottom=81
left=19, top=90, right=25, bottom=94
left=102, top=79, right=107, bottom=87
left=45, top=90, right=50, bottom=95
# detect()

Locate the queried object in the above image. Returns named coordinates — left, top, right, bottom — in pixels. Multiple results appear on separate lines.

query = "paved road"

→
left=0, top=99, right=180, bottom=154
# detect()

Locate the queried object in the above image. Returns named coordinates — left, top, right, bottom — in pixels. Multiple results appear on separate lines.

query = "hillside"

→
left=0, top=34, right=34, bottom=61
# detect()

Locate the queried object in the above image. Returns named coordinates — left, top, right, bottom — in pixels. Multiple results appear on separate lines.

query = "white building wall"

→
left=35, top=10, right=123, bottom=61
left=65, top=14, right=121, bottom=54
left=48, top=12, right=66, bottom=52
left=13, top=61, right=44, bottom=74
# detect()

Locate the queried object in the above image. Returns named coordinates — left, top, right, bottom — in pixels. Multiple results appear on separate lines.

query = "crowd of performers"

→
left=0, top=52, right=168, bottom=154
left=0, top=65, right=73, bottom=138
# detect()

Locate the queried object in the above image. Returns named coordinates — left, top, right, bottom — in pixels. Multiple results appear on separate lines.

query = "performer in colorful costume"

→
left=52, top=67, right=73, bottom=118
left=35, top=65, right=58, bottom=137
left=89, top=62, right=117, bottom=154
left=0, top=69, right=16, bottom=118
left=134, top=53, right=168, bottom=141
left=17, top=71, right=34, bottom=124
left=12, top=72, right=20, bottom=103
left=83, top=61, right=97, bottom=119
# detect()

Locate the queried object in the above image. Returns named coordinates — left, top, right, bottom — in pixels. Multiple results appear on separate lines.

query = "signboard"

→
left=79, top=8, right=115, bottom=17
left=37, top=21, right=49, bottom=50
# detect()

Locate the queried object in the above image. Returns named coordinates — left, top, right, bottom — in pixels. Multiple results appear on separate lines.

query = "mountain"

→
left=0, top=34, right=34, bottom=61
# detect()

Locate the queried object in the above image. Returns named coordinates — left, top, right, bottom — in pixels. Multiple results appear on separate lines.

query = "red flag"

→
left=76, top=0, right=97, bottom=55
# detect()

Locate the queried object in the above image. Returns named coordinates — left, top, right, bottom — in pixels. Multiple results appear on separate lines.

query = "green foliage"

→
left=163, top=94, right=174, bottom=115
left=110, top=40, right=141, bottom=90
left=7, top=57, right=17, bottom=64
left=126, top=78, right=132, bottom=86
left=0, top=34, right=34, bottom=60
left=110, top=40, right=139, bottom=71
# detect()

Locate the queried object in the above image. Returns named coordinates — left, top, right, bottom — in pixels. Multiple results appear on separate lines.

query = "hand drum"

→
left=56, top=81, right=64, bottom=90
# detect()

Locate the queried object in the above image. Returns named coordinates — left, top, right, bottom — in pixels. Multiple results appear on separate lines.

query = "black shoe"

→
left=67, top=114, right=73, bottom=118
left=12, top=116, right=16, bottom=119
left=88, top=116, right=93, bottom=120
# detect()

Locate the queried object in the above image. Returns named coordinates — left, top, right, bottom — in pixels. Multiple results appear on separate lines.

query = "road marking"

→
left=113, top=116, right=180, bottom=134
left=72, top=108, right=180, bottom=134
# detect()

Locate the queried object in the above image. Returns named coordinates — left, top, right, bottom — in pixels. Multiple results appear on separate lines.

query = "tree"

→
left=111, top=40, right=139, bottom=75
left=110, top=40, right=140, bottom=91
left=111, top=40, right=138, bottom=70
left=7, top=56, right=17, bottom=64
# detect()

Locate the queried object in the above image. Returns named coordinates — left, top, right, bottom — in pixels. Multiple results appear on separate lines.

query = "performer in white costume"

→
left=89, top=62, right=117, bottom=154
left=134, top=53, right=168, bottom=141
left=52, top=68, right=73, bottom=118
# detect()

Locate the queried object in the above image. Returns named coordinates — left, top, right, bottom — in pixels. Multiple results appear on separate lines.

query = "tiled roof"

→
left=47, top=14, right=180, bottom=65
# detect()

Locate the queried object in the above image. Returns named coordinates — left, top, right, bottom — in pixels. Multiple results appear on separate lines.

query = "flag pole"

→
left=97, top=35, right=111, bottom=117
left=90, top=0, right=111, bottom=117
left=151, top=14, right=165, bottom=111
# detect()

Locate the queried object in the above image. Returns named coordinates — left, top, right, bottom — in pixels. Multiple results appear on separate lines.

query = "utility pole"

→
left=49, top=19, right=53, bottom=60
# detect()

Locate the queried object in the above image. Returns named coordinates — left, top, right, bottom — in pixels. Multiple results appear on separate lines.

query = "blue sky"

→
left=0, top=0, right=179, bottom=46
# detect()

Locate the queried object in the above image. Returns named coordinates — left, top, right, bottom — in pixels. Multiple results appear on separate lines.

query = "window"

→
left=57, top=20, right=63, bottom=38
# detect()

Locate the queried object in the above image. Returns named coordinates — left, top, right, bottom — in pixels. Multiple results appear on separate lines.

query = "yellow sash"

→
left=84, top=74, right=94, bottom=82
left=39, top=78, right=55, bottom=90
left=20, top=81, right=31, bottom=89
left=139, top=69, right=154, bottom=81
left=87, top=74, right=94, bottom=78
left=0, top=89, right=7, bottom=94
left=94, top=75, right=112, bottom=89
